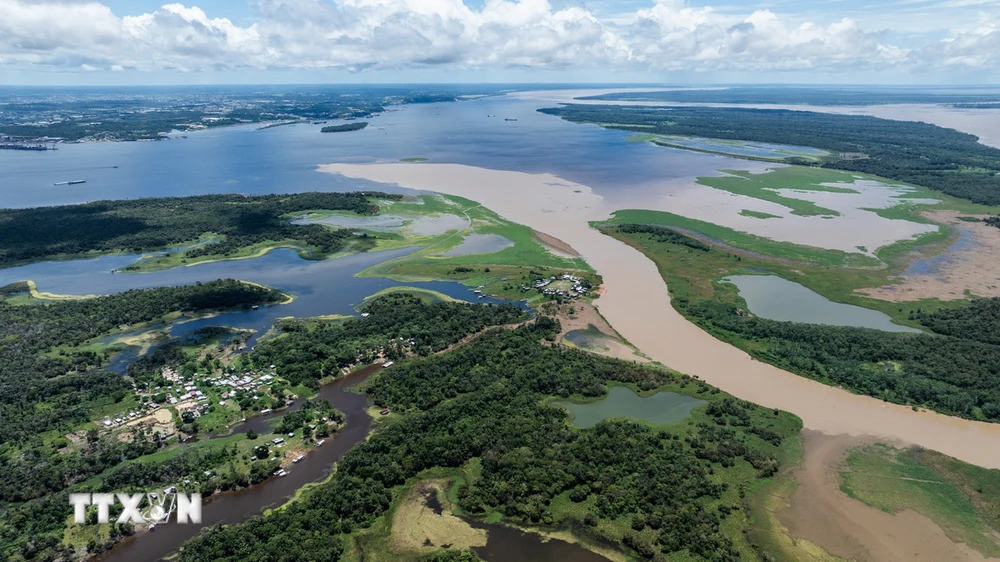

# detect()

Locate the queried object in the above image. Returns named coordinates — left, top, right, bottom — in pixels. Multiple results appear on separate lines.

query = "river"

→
left=322, top=162, right=1000, bottom=470
left=93, top=364, right=380, bottom=562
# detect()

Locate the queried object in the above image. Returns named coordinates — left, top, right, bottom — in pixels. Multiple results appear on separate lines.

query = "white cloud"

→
left=0, top=0, right=995, bottom=75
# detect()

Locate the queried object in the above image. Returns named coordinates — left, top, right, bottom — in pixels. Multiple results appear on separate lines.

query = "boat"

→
left=149, top=523, right=157, bottom=531
left=316, top=439, right=325, bottom=446
left=293, top=454, right=305, bottom=463
left=54, top=180, right=86, bottom=185
left=504, top=118, right=517, bottom=122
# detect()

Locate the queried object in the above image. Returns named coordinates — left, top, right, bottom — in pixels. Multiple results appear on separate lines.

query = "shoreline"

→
left=320, top=161, right=1000, bottom=469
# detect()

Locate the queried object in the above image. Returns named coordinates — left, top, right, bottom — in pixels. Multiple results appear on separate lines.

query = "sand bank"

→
left=860, top=210, right=1000, bottom=301
left=779, top=432, right=998, bottom=562
left=320, top=162, right=1000, bottom=469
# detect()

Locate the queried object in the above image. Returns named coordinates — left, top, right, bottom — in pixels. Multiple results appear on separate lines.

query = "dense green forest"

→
left=0, top=191, right=401, bottom=267
left=178, top=318, right=800, bottom=562
left=615, top=224, right=711, bottom=251
left=540, top=105, right=1000, bottom=205
left=578, top=87, right=1000, bottom=106
left=0, top=280, right=283, bottom=484
left=253, top=294, right=527, bottom=386
left=321, top=122, right=368, bottom=132
left=0, top=292, right=527, bottom=561
left=685, top=301, right=1000, bottom=421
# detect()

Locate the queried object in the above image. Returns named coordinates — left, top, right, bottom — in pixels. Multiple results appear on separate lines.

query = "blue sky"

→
left=1, top=0, right=997, bottom=85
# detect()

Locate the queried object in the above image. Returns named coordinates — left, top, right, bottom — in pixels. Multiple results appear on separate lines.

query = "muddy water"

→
left=778, top=432, right=999, bottom=562
left=322, top=162, right=1000, bottom=469
left=94, top=365, right=380, bottom=562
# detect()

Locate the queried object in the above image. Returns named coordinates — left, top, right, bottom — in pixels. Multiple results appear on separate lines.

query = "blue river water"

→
left=0, top=247, right=518, bottom=352
left=1, top=93, right=745, bottom=209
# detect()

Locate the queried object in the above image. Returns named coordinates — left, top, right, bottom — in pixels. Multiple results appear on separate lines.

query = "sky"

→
left=0, top=0, right=997, bottom=85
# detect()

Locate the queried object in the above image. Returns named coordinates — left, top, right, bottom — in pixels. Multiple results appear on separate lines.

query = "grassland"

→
left=739, top=209, right=783, bottom=220
left=840, top=443, right=1000, bottom=557
left=357, top=194, right=597, bottom=305
left=600, top=209, right=874, bottom=268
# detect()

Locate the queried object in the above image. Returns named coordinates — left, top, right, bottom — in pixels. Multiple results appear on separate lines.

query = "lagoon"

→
left=722, top=275, right=921, bottom=333
left=556, top=386, right=705, bottom=429
left=0, top=247, right=516, bottom=348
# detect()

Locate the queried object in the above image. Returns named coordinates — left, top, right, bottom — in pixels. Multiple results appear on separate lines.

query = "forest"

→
left=0, top=292, right=528, bottom=561
left=252, top=293, right=527, bottom=386
left=0, top=280, right=283, bottom=504
left=609, top=224, right=1000, bottom=422
left=178, top=318, right=800, bottom=562
left=540, top=105, right=1000, bottom=205
left=321, top=122, right=368, bottom=132
left=578, top=87, right=1000, bottom=106
left=615, top=224, right=710, bottom=251
left=0, top=191, right=401, bottom=267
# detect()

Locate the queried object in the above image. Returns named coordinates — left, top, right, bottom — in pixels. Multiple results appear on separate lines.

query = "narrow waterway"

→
left=94, top=365, right=380, bottom=562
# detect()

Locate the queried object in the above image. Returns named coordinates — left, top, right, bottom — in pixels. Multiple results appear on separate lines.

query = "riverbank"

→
left=321, top=161, right=1000, bottom=469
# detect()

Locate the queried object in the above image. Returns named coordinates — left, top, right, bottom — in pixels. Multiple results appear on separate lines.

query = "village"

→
left=521, top=273, right=592, bottom=300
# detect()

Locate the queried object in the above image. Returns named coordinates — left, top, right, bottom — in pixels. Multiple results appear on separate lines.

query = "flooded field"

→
left=723, top=275, right=921, bottom=333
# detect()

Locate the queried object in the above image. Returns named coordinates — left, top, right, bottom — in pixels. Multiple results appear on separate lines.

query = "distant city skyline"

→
left=1, top=0, right=997, bottom=85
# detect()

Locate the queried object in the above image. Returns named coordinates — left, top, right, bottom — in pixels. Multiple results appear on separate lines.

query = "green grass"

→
left=601, top=209, right=872, bottom=268
left=696, top=167, right=873, bottom=217
left=739, top=209, right=782, bottom=220
left=841, top=443, right=1000, bottom=557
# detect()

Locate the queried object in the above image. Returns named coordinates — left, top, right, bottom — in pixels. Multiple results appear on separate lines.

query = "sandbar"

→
left=321, top=161, right=1000, bottom=469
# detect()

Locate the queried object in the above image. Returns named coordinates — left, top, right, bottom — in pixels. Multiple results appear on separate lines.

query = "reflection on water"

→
left=660, top=136, right=829, bottom=158
left=1, top=93, right=751, bottom=210
left=554, top=386, right=706, bottom=429
left=0, top=247, right=517, bottom=349
left=723, top=275, right=921, bottom=333
left=441, top=234, right=514, bottom=256
left=471, top=520, right=613, bottom=562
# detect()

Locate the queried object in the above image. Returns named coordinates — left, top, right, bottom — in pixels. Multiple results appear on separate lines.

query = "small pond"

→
left=555, top=386, right=706, bottom=429
left=293, top=213, right=468, bottom=236
left=441, top=234, right=515, bottom=256
left=722, top=275, right=921, bottom=333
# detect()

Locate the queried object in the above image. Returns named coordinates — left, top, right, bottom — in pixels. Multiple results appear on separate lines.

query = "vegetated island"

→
left=321, top=122, right=368, bottom=133
left=540, top=104, right=1000, bottom=205
left=0, top=191, right=402, bottom=270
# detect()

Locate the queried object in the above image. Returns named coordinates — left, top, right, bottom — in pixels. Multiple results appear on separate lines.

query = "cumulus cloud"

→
left=0, top=0, right=995, bottom=74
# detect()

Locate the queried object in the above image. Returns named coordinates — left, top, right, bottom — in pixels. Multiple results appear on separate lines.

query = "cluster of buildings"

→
left=521, top=273, right=591, bottom=300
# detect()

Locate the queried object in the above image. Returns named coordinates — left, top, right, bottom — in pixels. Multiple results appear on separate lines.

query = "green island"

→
left=321, top=122, right=369, bottom=133
left=540, top=105, right=1000, bottom=205
left=0, top=191, right=400, bottom=270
